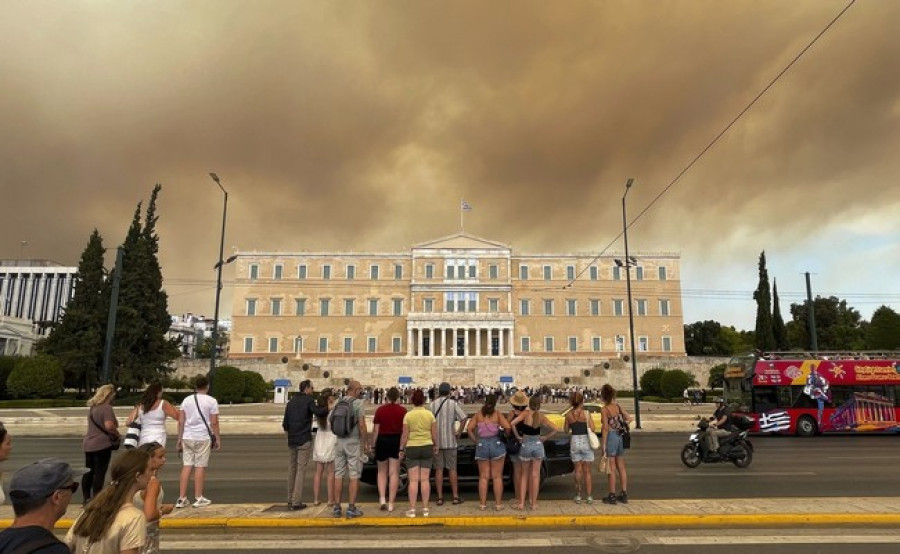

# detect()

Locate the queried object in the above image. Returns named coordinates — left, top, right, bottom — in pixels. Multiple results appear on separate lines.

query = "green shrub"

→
left=241, top=370, right=267, bottom=403
left=211, top=365, right=244, bottom=404
left=6, top=355, right=64, bottom=399
left=639, top=367, right=667, bottom=397
left=659, top=369, right=697, bottom=399
left=708, top=363, right=726, bottom=389
left=0, top=356, right=17, bottom=399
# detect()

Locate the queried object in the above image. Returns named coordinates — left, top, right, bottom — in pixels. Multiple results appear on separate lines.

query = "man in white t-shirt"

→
left=175, top=376, right=220, bottom=509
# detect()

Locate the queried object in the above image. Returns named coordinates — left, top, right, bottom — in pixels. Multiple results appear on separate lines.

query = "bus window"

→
left=776, top=386, right=792, bottom=408
left=753, top=386, right=777, bottom=413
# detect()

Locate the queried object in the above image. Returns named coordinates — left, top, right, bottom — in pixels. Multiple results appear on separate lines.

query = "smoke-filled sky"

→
left=2, top=0, right=898, bottom=330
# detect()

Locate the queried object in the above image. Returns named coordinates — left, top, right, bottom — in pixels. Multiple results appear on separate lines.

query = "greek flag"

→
left=758, top=410, right=791, bottom=433
left=461, top=200, right=472, bottom=211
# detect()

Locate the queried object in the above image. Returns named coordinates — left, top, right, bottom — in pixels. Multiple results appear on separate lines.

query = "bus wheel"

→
left=796, top=416, right=818, bottom=437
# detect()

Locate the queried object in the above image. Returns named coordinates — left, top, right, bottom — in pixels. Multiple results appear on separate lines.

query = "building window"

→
left=243, top=337, right=253, bottom=353
left=249, top=264, right=259, bottom=280
left=392, top=298, right=402, bottom=316
left=295, top=298, right=306, bottom=316
left=543, top=265, right=552, bottom=280
left=269, top=337, right=278, bottom=353
left=446, top=296, right=454, bottom=312
left=392, top=337, right=402, bottom=353
left=457, top=295, right=465, bottom=312
left=246, top=299, right=257, bottom=316
left=320, top=299, right=330, bottom=316
left=592, top=336, right=601, bottom=352
left=566, top=299, right=576, bottom=316
left=615, top=335, right=625, bottom=352
left=425, top=264, right=434, bottom=279
left=544, top=337, right=554, bottom=352
left=662, top=336, right=672, bottom=352
left=319, top=337, right=328, bottom=352
left=612, top=265, right=621, bottom=281
left=271, top=298, right=282, bottom=316
left=590, top=299, right=600, bottom=316
left=543, top=299, right=554, bottom=316
left=589, top=266, right=598, bottom=280
left=446, top=264, right=455, bottom=279
left=323, top=265, right=331, bottom=280
left=489, top=264, right=498, bottom=279
left=368, top=299, right=378, bottom=316
left=613, top=299, right=624, bottom=316
left=521, top=337, right=530, bottom=352
left=394, top=264, right=403, bottom=279
left=457, top=264, right=467, bottom=279
left=468, top=264, right=476, bottom=279
left=344, top=299, right=354, bottom=316
left=370, top=265, right=379, bottom=280
left=520, top=299, right=530, bottom=316
left=346, top=265, right=356, bottom=280
left=274, top=264, right=283, bottom=280
left=519, top=265, right=529, bottom=280
left=424, top=298, right=434, bottom=312
left=294, top=337, right=303, bottom=353
left=658, top=266, right=667, bottom=281
left=637, top=299, right=647, bottom=316
left=298, top=264, right=307, bottom=279
left=488, top=298, right=499, bottom=313
left=368, top=337, right=376, bottom=353
left=568, top=337, right=577, bottom=352
left=566, top=266, right=575, bottom=280
left=468, top=293, right=476, bottom=312
left=636, top=266, right=644, bottom=280
left=638, top=336, right=649, bottom=351
left=343, top=337, right=352, bottom=353
left=660, top=299, right=671, bottom=316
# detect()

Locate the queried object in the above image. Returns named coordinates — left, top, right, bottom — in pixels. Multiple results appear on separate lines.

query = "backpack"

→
left=329, top=397, right=357, bottom=438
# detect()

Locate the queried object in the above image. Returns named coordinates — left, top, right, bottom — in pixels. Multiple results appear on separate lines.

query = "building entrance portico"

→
left=407, top=314, right=514, bottom=358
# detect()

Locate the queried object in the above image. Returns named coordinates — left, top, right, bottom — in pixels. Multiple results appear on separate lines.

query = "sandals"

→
left=510, top=504, right=525, bottom=511
left=494, top=504, right=504, bottom=511
left=436, top=498, right=444, bottom=506
left=379, top=503, right=387, bottom=511
left=479, top=504, right=487, bottom=511
left=405, top=509, right=416, bottom=518
left=452, top=497, right=463, bottom=505
left=422, top=508, right=430, bottom=517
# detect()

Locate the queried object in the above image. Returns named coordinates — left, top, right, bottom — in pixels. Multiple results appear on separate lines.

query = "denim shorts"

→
left=570, top=434, right=594, bottom=463
left=518, top=436, right=545, bottom=461
left=606, top=430, right=625, bottom=457
left=475, top=437, right=506, bottom=461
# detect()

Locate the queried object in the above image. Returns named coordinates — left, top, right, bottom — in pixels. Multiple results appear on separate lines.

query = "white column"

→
left=498, top=328, right=504, bottom=357
left=417, top=327, right=424, bottom=358
left=476, top=327, right=482, bottom=357
left=508, top=326, right=515, bottom=358
left=407, top=328, right=413, bottom=357
left=461, top=326, right=468, bottom=357
left=431, top=328, right=437, bottom=357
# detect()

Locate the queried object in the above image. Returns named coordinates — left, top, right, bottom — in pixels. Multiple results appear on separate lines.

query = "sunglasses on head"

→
left=58, top=482, right=79, bottom=494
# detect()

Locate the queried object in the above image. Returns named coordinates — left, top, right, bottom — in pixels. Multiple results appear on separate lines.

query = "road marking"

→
left=674, top=471, right=816, bottom=477
left=652, top=535, right=900, bottom=545
left=162, top=538, right=569, bottom=550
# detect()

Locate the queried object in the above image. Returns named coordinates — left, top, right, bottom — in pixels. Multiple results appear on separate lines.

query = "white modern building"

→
left=0, top=260, right=77, bottom=352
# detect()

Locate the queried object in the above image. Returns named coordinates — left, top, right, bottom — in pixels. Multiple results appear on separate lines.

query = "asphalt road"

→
left=5, top=433, right=899, bottom=504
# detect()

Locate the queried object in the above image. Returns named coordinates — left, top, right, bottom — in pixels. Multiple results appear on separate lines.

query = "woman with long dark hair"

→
left=466, top=394, right=510, bottom=511
left=82, top=384, right=121, bottom=506
left=564, top=391, right=596, bottom=504
left=312, top=388, right=337, bottom=507
left=129, top=383, right=178, bottom=448
left=66, top=449, right=151, bottom=553
left=509, top=396, right=558, bottom=510
left=372, top=387, right=405, bottom=512
left=600, top=384, right=631, bottom=505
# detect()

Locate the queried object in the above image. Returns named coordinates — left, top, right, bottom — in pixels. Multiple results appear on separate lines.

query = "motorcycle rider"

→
left=703, top=398, right=733, bottom=458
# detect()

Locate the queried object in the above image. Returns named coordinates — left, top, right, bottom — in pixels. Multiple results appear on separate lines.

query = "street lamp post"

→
left=209, top=173, right=228, bottom=390
left=621, top=178, right=642, bottom=429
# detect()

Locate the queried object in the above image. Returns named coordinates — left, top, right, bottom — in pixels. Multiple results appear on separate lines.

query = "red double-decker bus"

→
left=723, top=351, right=900, bottom=436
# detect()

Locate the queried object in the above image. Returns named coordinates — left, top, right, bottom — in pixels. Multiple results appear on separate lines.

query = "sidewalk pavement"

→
left=4, top=497, right=900, bottom=530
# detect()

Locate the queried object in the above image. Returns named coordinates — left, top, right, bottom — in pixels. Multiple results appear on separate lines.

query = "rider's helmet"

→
left=714, top=397, right=725, bottom=405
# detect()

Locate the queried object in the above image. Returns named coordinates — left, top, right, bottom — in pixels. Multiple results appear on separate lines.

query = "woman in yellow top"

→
left=399, top=389, right=437, bottom=518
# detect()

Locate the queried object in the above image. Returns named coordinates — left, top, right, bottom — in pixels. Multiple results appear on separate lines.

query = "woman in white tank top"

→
left=130, top=383, right=179, bottom=448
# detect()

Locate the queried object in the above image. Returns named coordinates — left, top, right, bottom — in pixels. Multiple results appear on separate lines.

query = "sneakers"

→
left=602, top=493, right=617, bottom=505
left=574, top=495, right=582, bottom=504
left=333, top=505, right=343, bottom=518
left=345, top=505, right=363, bottom=519
left=617, top=491, right=628, bottom=504
left=192, top=496, right=212, bottom=508
left=174, top=497, right=189, bottom=509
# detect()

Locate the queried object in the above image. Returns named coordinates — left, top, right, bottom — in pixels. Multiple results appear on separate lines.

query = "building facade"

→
left=228, top=234, right=685, bottom=362
left=0, top=260, right=77, bottom=351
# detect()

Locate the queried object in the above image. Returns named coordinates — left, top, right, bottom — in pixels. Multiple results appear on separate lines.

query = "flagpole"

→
left=460, top=198, right=464, bottom=232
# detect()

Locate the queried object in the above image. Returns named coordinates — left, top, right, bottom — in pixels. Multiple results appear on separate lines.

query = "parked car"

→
left=360, top=428, right=574, bottom=494
left=545, top=402, right=605, bottom=430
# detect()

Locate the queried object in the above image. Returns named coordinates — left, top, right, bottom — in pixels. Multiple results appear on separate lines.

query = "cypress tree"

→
left=753, top=251, right=776, bottom=351
left=772, top=278, right=789, bottom=350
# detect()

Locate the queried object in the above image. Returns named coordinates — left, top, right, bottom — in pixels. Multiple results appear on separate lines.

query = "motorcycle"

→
left=680, top=417, right=754, bottom=469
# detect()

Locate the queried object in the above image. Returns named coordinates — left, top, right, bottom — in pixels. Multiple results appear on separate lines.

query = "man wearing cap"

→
left=429, top=382, right=468, bottom=505
left=0, top=458, right=87, bottom=553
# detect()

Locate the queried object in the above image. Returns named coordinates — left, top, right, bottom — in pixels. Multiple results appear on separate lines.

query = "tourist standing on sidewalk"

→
left=506, top=390, right=529, bottom=509
left=0, top=422, right=11, bottom=504
left=399, top=389, right=437, bottom=518
left=66, top=449, right=150, bottom=553
left=600, top=384, right=631, bottom=505
left=82, top=384, right=120, bottom=506
left=509, top=396, right=558, bottom=511
left=130, top=383, right=179, bottom=449
left=312, top=388, right=337, bottom=507
left=430, top=382, right=467, bottom=507
left=134, top=442, right=174, bottom=554
left=282, top=379, right=328, bottom=511
left=372, top=386, right=406, bottom=512
left=467, top=394, right=510, bottom=511
left=331, top=379, right=369, bottom=519
left=0, top=458, right=85, bottom=553
left=565, top=391, right=596, bottom=504
left=175, top=376, right=220, bottom=509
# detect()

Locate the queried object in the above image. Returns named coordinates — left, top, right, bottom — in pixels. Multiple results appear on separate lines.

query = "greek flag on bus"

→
left=758, top=410, right=790, bottom=433
left=461, top=200, right=472, bottom=212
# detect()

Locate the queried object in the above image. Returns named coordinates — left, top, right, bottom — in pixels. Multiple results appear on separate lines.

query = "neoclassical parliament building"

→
left=228, top=233, right=686, bottom=365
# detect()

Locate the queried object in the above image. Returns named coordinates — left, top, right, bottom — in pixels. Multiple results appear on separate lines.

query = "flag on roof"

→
left=461, top=200, right=472, bottom=211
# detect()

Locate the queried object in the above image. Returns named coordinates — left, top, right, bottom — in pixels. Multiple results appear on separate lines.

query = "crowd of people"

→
left=367, top=384, right=606, bottom=406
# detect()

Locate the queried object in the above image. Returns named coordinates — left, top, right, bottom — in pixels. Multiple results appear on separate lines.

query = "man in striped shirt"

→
left=430, top=382, right=468, bottom=505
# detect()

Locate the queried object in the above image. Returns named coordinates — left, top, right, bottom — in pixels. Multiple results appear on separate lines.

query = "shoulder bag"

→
left=90, top=407, right=121, bottom=450
left=123, top=405, right=142, bottom=449
left=194, top=394, right=218, bottom=448
left=615, top=408, right=631, bottom=449
left=586, top=410, right=601, bottom=450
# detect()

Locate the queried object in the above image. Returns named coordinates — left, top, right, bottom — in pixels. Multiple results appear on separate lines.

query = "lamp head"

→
left=209, top=172, right=220, bottom=184
left=625, top=178, right=634, bottom=189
